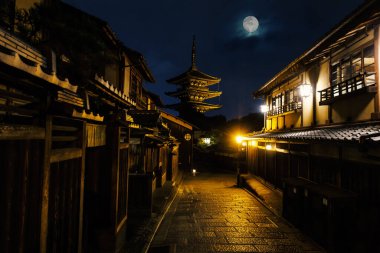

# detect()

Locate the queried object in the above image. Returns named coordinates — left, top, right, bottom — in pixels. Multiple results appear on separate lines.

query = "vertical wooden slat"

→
left=67, top=163, right=73, bottom=253
left=25, top=141, right=43, bottom=252
left=18, top=141, right=30, bottom=253
left=2, top=141, right=16, bottom=253
left=0, top=142, right=4, bottom=252
left=40, top=116, right=52, bottom=253
left=373, top=26, right=380, bottom=114
left=108, top=124, right=120, bottom=233
left=78, top=121, right=86, bottom=253
left=117, top=127, right=129, bottom=229
left=61, top=162, right=68, bottom=253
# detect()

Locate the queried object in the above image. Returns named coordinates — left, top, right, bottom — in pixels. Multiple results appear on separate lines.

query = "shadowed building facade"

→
left=0, top=1, right=193, bottom=253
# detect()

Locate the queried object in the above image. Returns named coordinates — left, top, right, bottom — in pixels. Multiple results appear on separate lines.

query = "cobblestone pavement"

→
left=150, top=172, right=326, bottom=253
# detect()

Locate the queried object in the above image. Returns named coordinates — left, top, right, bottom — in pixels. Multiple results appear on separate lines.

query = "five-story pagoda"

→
left=166, top=37, right=222, bottom=117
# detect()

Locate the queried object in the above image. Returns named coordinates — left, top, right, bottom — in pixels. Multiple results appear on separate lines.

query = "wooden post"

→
left=337, top=146, right=342, bottom=188
left=40, top=116, right=52, bottom=253
left=372, top=25, right=380, bottom=119
left=78, top=121, right=87, bottom=253
left=108, top=124, right=120, bottom=233
left=18, top=141, right=30, bottom=253
left=3, top=142, right=16, bottom=253
left=312, top=82, right=317, bottom=126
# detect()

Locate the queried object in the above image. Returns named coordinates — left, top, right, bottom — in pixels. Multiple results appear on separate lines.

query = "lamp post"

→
left=260, top=104, right=269, bottom=131
left=235, top=135, right=243, bottom=186
left=299, top=83, right=312, bottom=98
left=299, top=83, right=312, bottom=127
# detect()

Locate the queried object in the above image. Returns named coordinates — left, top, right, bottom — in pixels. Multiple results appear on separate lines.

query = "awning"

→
left=246, top=122, right=380, bottom=144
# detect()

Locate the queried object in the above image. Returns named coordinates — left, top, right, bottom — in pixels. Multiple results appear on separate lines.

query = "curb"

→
left=143, top=172, right=184, bottom=253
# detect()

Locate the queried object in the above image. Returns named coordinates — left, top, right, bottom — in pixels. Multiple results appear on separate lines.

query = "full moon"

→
left=243, top=16, right=259, bottom=33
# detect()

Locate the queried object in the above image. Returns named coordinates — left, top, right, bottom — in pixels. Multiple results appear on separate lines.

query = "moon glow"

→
left=243, top=16, right=259, bottom=33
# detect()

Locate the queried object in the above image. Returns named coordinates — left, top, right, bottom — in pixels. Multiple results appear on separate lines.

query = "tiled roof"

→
left=167, top=68, right=221, bottom=85
left=249, top=123, right=380, bottom=143
left=166, top=101, right=222, bottom=110
left=129, top=110, right=161, bottom=128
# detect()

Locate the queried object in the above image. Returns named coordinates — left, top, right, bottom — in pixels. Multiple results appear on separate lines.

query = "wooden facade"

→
left=0, top=2, right=192, bottom=252
left=127, top=99, right=194, bottom=217
left=161, top=111, right=194, bottom=174
left=246, top=1, right=380, bottom=251
left=0, top=25, right=89, bottom=252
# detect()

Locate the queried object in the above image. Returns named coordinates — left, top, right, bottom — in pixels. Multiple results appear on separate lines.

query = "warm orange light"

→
left=236, top=136, right=243, bottom=144
left=299, top=84, right=312, bottom=97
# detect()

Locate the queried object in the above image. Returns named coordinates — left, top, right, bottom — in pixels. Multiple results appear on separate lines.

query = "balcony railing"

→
left=319, top=72, right=376, bottom=105
left=267, top=101, right=302, bottom=117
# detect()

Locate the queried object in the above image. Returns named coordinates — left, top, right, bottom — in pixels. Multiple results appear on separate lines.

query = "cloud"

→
left=223, top=35, right=261, bottom=52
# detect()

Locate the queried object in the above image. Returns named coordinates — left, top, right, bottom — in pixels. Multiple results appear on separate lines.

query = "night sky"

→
left=64, top=0, right=364, bottom=119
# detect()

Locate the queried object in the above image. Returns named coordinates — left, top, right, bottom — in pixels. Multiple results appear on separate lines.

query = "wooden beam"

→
left=51, top=136, right=78, bottom=142
left=0, top=104, right=39, bottom=116
left=52, top=125, right=78, bottom=132
left=78, top=121, right=86, bottom=253
left=119, top=142, right=129, bottom=150
left=0, top=125, right=45, bottom=140
left=50, top=148, right=82, bottom=163
left=40, top=116, right=52, bottom=253
left=0, top=89, right=38, bottom=102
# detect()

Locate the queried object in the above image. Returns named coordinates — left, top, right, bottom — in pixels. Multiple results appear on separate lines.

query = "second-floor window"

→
left=269, top=87, right=301, bottom=116
left=272, top=94, right=283, bottom=109
left=331, top=44, right=375, bottom=86
left=130, top=70, right=142, bottom=100
left=319, top=43, right=375, bottom=104
left=285, top=90, right=295, bottom=104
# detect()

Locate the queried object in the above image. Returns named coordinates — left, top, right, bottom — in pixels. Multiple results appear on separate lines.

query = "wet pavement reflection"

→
left=150, top=172, right=325, bottom=253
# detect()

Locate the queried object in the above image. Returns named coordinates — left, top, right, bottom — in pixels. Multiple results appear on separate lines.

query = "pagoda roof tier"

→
left=167, top=36, right=221, bottom=86
left=166, top=101, right=222, bottom=113
left=165, top=88, right=222, bottom=99
left=167, top=68, right=221, bottom=86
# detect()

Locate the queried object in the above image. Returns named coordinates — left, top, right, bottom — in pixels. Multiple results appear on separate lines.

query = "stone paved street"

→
left=150, top=171, right=325, bottom=253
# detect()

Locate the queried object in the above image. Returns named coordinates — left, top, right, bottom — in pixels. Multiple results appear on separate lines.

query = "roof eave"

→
left=254, top=0, right=377, bottom=97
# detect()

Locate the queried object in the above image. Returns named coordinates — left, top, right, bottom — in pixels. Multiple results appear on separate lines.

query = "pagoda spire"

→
left=191, top=35, right=197, bottom=70
left=166, top=36, right=222, bottom=116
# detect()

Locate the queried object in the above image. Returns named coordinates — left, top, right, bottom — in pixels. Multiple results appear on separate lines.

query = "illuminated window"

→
left=330, top=44, right=374, bottom=85
left=201, top=138, right=211, bottom=145
left=285, top=90, right=294, bottom=103
left=364, top=45, right=375, bottom=85
left=331, top=63, right=339, bottom=86
left=351, top=51, right=362, bottom=77
left=269, top=88, right=300, bottom=116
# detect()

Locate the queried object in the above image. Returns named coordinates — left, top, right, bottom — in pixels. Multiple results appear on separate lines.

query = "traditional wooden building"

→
left=0, top=1, right=189, bottom=253
left=166, top=37, right=222, bottom=116
left=127, top=89, right=194, bottom=217
left=160, top=111, right=194, bottom=174
left=245, top=1, right=380, bottom=251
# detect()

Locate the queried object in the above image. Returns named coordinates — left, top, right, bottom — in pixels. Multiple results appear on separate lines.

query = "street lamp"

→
left=236, top=135, right=243, bottom=144
left=235, top=135, right=243, bottom=187
left=299, top=83, right=312, bottom=98
left=260, top=104, right=269, bottom=131
left=299, top=84, right=312, bottom=127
